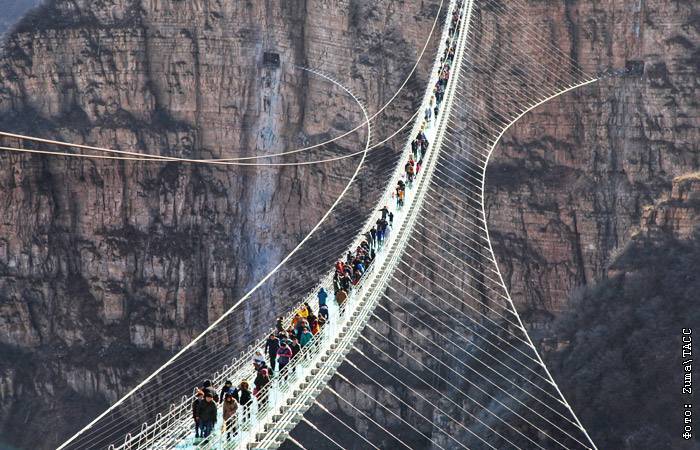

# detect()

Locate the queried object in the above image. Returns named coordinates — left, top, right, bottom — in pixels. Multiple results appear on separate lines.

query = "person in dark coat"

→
left=204, top=386, right=219, bottom=403
left=276, top=316, right=284, bottom=333
left=290, top=337, right=301, bottom=357
left=202, top=379, right=219, bottom=403
left=198, top=392, right=217, bottom=439
left=234, top=381, right=253, bottom=425
left=319, top=303, right=329, bottom=321
left=265, top=333, right=280, bottom=374
left=233, top=381, right=252, bottom=406
left=379, top=205, right=390, bottom=220
left=219, top=380, right=233, bottom=403
left=192, top=389, right=204, bottom=438
left=276, top=340, right=293, bottom=374
left=317, top=287, right=328, bottom=307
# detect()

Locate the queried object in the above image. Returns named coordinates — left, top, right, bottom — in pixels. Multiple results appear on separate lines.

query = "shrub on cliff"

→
left=543, top=232, right=700, bottom=449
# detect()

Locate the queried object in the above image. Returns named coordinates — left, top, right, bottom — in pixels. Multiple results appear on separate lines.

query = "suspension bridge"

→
left=0, top=0, right=602, bottom=448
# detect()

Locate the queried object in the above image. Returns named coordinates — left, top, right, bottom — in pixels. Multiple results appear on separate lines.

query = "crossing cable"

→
left=363, top=323, right=586, bottom=449
left=477, top=78, right=601, bottom=450
left=334, top=371, right=463, bottom=450
left=417, top=195, right=493, bottom=247
left=0, top=0, right=449, bottom=165
left=378, top=294, right=565, bottom=406
left=430, top=167, right=486, bottom=211
left=410, top=222, right=498, bottom=276
left=399, top=239, right=517, bottom=312
left=357, top=332, right=545, bottom=450
left=342, top=359, right=491, bottom=450
left=442, top=55, right=595, bottom=118
left=373, top=299, right=581, bottom=425
left=410, top=220, right=495, bottom=273
left=398, top=241, right=513, bottom=313
left=312, top=400, right=381, bottom=450
left=299, top=417, right=346, bottom=450
left=392, top=265, right=533, bottom=350
left=348, top=343, right=520, bottom=449
left=390, top=270, right=542, bottom=367
left=415, top=199, right=491, bottom=250
left=325, top=386, right=414, bottom=450
left=418, top=55, right=600, bottom=450
left=378, top=286, right=553, bottom=387
left=368, top=310, right=584, bottom=439
left=445, top=74, right=595, bottom=137
left=475, top=0, right=592, bottom=79
left=397, top=251, right=519, bottom=326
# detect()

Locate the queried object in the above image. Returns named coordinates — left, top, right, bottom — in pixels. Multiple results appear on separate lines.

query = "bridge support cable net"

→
left=56, top=0, right=601, bottom=447
left=282, top=0, right=599, bottom=449
left=56, top=3, right=450, bottom=450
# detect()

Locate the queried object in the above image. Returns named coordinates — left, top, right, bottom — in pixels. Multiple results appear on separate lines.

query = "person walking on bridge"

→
left=234, top=381, right=252, bottom=426
left=222, top=390, right=238, bottom=442
left=192, top=389, right=204, bottom=439
left=396, top=184, right=405, bottom=208
left=219, top=380, right=233, bottom=403
left=319, top=303, right=329, bottom=321
left=406, top=157, right=416, bottom=183
left=318, top=287, right=328, bottom=308
left=276, top=340, right=293, bottom=375
left=299, top=326, right=313, bottom=347
left=379, top=205, right=390, bottom=220
left=265, top=333, right=280, bottom=374
left=276, top=316, right=284, bottom=333
left=198, top=391, right=217, bottom=440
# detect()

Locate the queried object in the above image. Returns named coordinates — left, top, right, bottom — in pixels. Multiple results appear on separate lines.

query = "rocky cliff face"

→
left=486, top=0, right=699, bottom=320
left=0, top=0, right=696, bottom=447
left=540, top=174, right=700, bottom=449
left=0, top=0, right=441, bottom=447
left=286, top=0, right=699, bottom=448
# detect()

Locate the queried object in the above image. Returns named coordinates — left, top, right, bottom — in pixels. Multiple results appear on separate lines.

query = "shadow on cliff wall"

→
left=541, top=231, right=700, bottom=449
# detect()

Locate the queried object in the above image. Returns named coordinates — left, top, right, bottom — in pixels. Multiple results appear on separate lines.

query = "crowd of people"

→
left=189, top=1, right=464, bottom=444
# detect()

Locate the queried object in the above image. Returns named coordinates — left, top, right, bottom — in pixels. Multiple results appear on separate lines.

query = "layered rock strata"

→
left=0, top=0, right=442, bottom=447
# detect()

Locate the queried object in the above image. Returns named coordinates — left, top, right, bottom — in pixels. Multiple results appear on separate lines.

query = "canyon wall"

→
left=541, top=173, right=700, bottom=449
left=0, top=0, right=696, bottom=448
left=285, top=0, right=698, bottom=448
left=0, top=0, right=442, bottom=447
left=486, top=0, right=699, bottom=321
